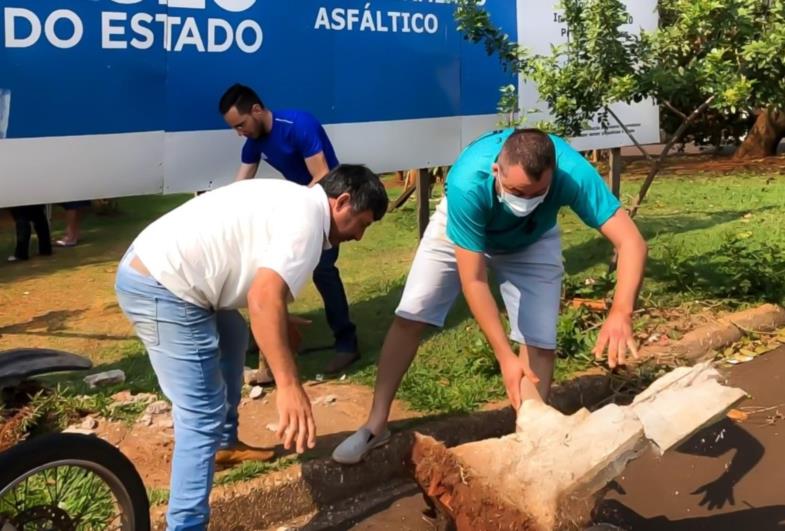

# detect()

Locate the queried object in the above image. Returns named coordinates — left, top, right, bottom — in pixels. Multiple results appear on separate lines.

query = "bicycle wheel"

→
left=0, top=432, right=150, bottom=531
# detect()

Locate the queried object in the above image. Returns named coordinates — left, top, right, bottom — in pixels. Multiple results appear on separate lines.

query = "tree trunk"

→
left=734, top=108, right=785, bottom=159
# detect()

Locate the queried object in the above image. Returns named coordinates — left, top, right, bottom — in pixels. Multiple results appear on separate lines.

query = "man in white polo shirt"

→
left=115, top=165, right=388, bottom=531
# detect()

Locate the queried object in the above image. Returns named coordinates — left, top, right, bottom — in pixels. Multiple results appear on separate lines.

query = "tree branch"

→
left=628, top=95, right=716, bottom=219
left=605, top=106, right=653, bottom=161
left=663, top=100, right=688, bottom=121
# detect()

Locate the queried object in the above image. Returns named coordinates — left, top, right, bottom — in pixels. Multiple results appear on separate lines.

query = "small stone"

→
left=266, top=423, right=278, bottom=432
left=322, top=394, right=337, bottom=404
left=111, top=390, right=134, bottom=403
left=145, top=400, right=171, bottom=415
left=133, top=393, right=157, bottom=404
left=83, top=370, right=126, bottom=389
left=156, top=416, right=174, bottom=429
left=249, top=386, right=264, bottom=399
left=81, top=416, right=98, bottom=430
left=339, top=374, right=347, bottom=381
left=315, top=373, right=324, bottom=382
left=244, top=368, right=274, bottom=386
left=136, top=414, right=153, bottom=426
left=63, top=427, right=94, bottom=435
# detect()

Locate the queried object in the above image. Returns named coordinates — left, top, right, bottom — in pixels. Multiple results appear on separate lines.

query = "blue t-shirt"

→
left=241, top=109, right=339, bottom=186
left=445, top=129, right=621, bottom=254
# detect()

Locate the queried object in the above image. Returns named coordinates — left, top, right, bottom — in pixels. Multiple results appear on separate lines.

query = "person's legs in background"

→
left=29, top=204, right=52, bottom=257
left=9, top=206, right=32, bottom=261
left=57, top=200, right=90, bottom=246
left=313, top=245, right=358, bottom=374
left=8, top=205, right=50, bottom=261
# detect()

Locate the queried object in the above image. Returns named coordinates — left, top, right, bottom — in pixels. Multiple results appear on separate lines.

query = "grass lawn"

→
left=2, top=171, right=785, bottom=415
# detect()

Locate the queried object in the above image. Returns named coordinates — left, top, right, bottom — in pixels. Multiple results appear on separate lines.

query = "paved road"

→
left=347, top=347, right=785, bottom=530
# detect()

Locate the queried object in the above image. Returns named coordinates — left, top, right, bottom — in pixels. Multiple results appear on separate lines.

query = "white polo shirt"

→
left=132, top=179, right=331, bottom=310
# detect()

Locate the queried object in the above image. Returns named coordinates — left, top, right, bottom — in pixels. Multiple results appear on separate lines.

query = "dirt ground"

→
left=92, top=380, right=421, bottom=489
left=344, top=346, right=785, bottom=530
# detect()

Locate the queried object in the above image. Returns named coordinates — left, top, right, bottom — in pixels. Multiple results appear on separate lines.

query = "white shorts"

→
left=395, top=199, right=564, bottom=349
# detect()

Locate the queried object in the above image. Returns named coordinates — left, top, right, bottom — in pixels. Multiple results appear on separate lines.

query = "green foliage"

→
left=563, top=270, right=617, bottom=300
left=645, top=0, right=785, bottom=145
left=0, top=465, right=120, bottom=527
left=556, top=305, right=601, bottom=362
left=10, top=385, right=150, bottom=437
left=453, top=0, right=785, bottom=144
left=663, top=232, right=785, bottom=303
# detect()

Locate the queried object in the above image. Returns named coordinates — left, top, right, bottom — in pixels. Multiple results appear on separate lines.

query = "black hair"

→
left=318, top=164, right=389, bottom=221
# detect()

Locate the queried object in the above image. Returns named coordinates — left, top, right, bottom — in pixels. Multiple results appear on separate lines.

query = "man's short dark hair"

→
left=219, top=84, right=264, bottom=115
left=318, top=164, right=389, bottom=221
left=500, top=129, right=556, bottom=181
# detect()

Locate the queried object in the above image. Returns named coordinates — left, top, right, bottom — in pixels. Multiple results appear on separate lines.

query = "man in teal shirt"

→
left=333, top=129, right=648, bottom=464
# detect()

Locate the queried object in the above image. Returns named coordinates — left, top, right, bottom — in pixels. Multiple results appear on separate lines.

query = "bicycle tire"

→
left=0, top=432, right=150, bottom=531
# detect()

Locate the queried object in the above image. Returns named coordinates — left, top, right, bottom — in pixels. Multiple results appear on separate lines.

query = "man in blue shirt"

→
left=220, top=84, right=358, bottom=375
left=334, top=128, right=648, bottom=464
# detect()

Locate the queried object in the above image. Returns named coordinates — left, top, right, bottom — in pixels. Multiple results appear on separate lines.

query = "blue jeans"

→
left=313, top=246, right=357, bottom=352
left=115, top=256, right=247, bottom=531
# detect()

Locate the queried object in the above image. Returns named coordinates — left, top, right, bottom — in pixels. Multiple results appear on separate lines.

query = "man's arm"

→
left=234, top=162, right=259, bottom=181
left=593, top=209, right=648, bottom=367
left=455, top=247, right=539, bottom=410
left=247, top=268, right=316, bottom=453
left=304, top=152, right=330, bottom=186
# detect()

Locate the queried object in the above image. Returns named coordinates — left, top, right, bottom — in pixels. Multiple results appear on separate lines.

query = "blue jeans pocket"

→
left=131, top=297, right=160, bottom=347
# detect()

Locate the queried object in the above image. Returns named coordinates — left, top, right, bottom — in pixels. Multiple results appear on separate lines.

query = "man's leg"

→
left=335, top=199, right=460, bottom=460
left=64, top=207, right=80, bottom=242
left=518, top=345, right=556, bottom=402
left=116, top=263, right=225, bottom=530
left=30, top=205, right=52, bottom=256
left=365, top=316, right=428, bottom=435
left=10, top=206, right=31, bottom=260
left=216, top=310, right=248, bottom=448
left=57, top=201, right=88, bottom=246
left=492, top=227, right=564, bottom=405
left=313, top=246, right=358, bottom=373
left=214, top=310, right=274, bottom=464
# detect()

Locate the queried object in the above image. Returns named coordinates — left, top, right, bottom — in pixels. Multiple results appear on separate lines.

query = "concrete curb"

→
left=153, top=303, right=785, bottom=530
left=636, top=303, right=785, bottom=364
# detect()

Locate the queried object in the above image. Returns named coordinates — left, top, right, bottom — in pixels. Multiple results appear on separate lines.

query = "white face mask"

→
left=497, top=184, right=549, bottom=217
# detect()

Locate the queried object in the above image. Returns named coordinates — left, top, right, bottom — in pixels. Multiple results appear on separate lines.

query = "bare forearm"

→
left=463, top=281, right=514, bottom=361
left=612, top=239, right=647, bottom=314
left=234, top=163, right=258, bottom=181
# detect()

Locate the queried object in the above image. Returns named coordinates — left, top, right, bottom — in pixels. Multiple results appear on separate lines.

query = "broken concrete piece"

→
left=145, top=400, right=171, bottom=415
left=80, top=416, right=98, bottom=430
left=630, top=362, right=746, bottom=453
left=63, top=427, right=95, bottom=436
left=244, top=368, right=274, bottom=386
left=155, top=416, right=174, bottom=429
left=409, top=363, right=746, bottom=531
left=83, top=370, right=125, bottom=389
left=313, top=394, right=337, bottom=406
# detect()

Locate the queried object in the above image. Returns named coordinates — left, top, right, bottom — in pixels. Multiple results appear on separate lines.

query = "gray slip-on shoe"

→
left=331, top=427, right=391, bottom=465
